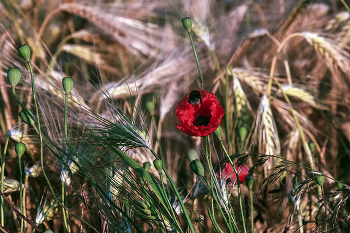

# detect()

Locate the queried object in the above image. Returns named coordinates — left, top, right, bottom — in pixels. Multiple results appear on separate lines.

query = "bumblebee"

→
left=188, top=90, right=202, bottom=105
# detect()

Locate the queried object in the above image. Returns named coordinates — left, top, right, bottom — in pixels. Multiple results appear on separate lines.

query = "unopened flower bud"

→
left=214, top=125, right=222, bottom=139
left=239, top=127, right=248, bottom=141
left=315, top=172, right=324, bottom=186
left=146, top=102, right=155, bottom=115
left=190, top=159, right=205, bottom=177
left=62, top=77, right=73, bottom=93
left=187, top=149, right=198, bottom=162
left=7, top=69, right=21, bottom=87
left=143, top=162, right=151, bottom=172
left=181, top=17, right=192, bottom=33
left=15, top=142, right=26, bottom=157
left=308, top=142, right=315, bottom=153
left=153, top=159, right=163, bottom=172
left=19, top=110, right=35, bottom=125
left=17, top=44, right=31, bottom=62
left=245, top=173, right=254, bottom=190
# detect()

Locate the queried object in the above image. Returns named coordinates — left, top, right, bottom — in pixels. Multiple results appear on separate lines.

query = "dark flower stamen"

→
left=194, top=115, right=211, bottom=126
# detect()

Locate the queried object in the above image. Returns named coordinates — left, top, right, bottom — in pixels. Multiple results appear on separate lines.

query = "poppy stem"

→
left=219, top=139, right=247, bottom=233
left=186, top=31, right=204, bottom=90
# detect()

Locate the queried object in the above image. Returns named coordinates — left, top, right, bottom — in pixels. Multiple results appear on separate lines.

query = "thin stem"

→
left=27, top=61, right=98, bottom=232
left=249, top=189, right=254, bottom=233
left=321, top=185, right=327, bottom=231
left=151, top=115, right=164, bottom=164
left=22, top=175, right=28, bottom=231
left=219, top=139, right=246, bottom=233
left=18, top=154, right=23, bottom=233
left=150, top=149, right=195, bottom=233
left=187, top=31, right=204, bottom=90
left=204, top=137, right=239, bottom=232
left=0, top=134, right=10, bottom=226
left=159, top=173, right=183, bottom=233
left=0, top=189, right=42, bottom=232
left=341, top=0, right=350, bottom=15
left=225, top=66, right=230, bottom=150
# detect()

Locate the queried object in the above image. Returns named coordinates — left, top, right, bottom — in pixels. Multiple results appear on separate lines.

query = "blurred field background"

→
left=1, top=0, right=350, bottom=232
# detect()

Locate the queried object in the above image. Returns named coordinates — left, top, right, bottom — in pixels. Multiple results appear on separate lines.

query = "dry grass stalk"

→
left=302, top=32, right=350, bottom=75
left=252, top=95, right=281, bottom=174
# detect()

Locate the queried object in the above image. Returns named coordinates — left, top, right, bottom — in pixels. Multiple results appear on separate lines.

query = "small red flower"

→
left=219, top=162, right=250, bottom=183
left=176, top=90, right=225, bottom=136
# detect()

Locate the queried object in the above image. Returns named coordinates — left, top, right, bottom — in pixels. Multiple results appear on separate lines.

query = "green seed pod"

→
left=187, top=149, right=198, bottom=162
left=44, top=230, right=54, bottom=233
left=239, top=127, right=248, bottom=141
left=190, top=159, right=205, bottom=177
left=153, top=159, right=163, bottom=172
left=146, top=101, right=155, bottom=115
left=214, top=125, right=222, bottom=139
left=181, top=17, right=192, bottom=33
left=143, top=162, right=151, bottom=172
left=62, top=77, right=73, bottom=93
left=315, top=173, right=324, bottom=186
left=308, top=142, right=315, bottom=153
left=245, top=173, right=254, bottom=190
left=15, top=142, right=26, bottom=157
left=17, top=44, right=31, bottom=62
left=7, top=68, right=21, bottom=87
left=19, top=110, right=35, bottom=125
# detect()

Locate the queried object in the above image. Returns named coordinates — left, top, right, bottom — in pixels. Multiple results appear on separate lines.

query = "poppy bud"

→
left=153, top=159, right=163, bottom=172
left=15, top=142, right=26, bottom=157
left=17, top=44, right=31, bottom=62
left=62, top=77, right=73, bottom=93
left=315, top=172, right=324, bottom=186
left=7, top=69, right=21, bottom=87
left=190, top=159, right=205, bottom=177
left=245, top=173, right=254, bottom=190
left=143, top=162, right=151, bottom=172
left=308, top=142, right=315, bottom=153
left=239, top=127, right=248, bottom=141
left=19, top=110, right=35, bottom=125
left=214, top=125, right=222, bottom=139
left=146, top=101, right=155, bottom=115
left=44, top=230, right=54, bottom=233
left=187, top=149, right=198, bottom=162
left=181, top=17, right=192, bottom=33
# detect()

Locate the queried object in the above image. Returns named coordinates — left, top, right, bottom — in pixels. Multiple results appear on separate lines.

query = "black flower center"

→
left=194, top=115, right=211, bottom=126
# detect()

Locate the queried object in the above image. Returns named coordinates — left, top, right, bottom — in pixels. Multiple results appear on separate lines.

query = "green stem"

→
left=219, top=139, right=246, bottom=233
left=27, top=61, right=97, bottom=232
left=204, top=137, right=239, bottom=232
left=187, top=31, right=203, bottom=90
left=18, top=154, right=23, bottom=233
left=22, top=175, right=28, bottom=231
left=0, top=134, right=10, bottom=227
left=321, top=185, right=327, bottom=231
left=150, top=149, right=195, bottom=233
left=341, top=0, right=350, bottom=15
left=225, top=66, right=230, bottom=150
left=204, top=177, right=231, bottom=233
left=159, top=173, right=183, bottom=233
left=249, top=189, right=254, bottom=233
left=151, top=115, right=164, bottom=164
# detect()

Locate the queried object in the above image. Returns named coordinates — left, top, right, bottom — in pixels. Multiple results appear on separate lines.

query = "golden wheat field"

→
left=0, top=0, right=350, bottom=232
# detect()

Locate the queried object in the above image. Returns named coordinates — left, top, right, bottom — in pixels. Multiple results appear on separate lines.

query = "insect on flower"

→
left=176, top=90, right=225, bottom=136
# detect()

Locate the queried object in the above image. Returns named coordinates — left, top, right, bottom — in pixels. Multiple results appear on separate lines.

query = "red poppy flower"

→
left=176, top=90, right=225, bottom=136
left=219, top=162, right=250, bottom=183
